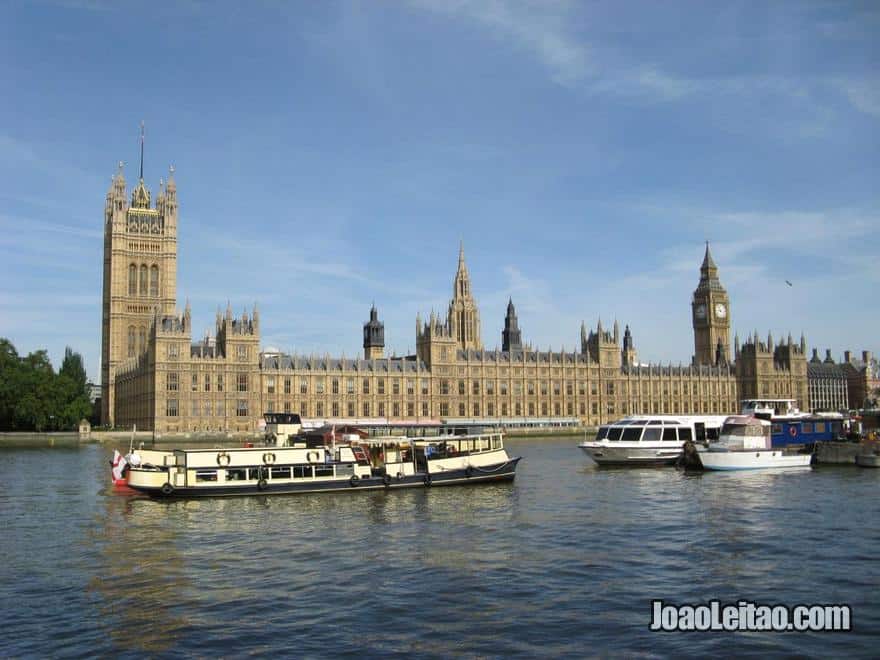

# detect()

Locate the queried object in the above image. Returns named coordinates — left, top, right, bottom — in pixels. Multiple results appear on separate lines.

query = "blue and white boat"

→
left=741, top=399, right=847, bottom=447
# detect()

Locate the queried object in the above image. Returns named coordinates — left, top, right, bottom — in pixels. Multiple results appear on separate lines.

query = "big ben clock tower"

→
left=692, top=242, right=730, bottom=366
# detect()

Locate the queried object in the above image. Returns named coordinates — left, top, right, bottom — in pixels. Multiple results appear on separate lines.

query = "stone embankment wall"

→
left=0, top=430, right=262, bottom=447
left=815, top=442, right=861, bottom=465
left=0, top=433, right=81, bottom=448
left=505, top=426, right=596, bottom=438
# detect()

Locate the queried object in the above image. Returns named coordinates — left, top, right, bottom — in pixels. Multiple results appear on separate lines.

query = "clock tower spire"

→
left=692, top=242, right=730, bottom=366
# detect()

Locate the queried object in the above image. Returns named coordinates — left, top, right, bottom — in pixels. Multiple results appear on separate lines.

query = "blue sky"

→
left=1, top=0, right=878, bottom=381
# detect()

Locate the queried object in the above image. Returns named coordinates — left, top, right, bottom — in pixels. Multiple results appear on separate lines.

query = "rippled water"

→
left=1, top=438, right=878, bottom=657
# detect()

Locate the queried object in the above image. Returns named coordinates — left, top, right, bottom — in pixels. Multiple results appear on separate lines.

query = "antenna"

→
left=139, top=120, right=145, bottom=181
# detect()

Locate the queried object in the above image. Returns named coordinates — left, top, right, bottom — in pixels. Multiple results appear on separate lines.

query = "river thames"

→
left=0, top=437, right=877, bottom=657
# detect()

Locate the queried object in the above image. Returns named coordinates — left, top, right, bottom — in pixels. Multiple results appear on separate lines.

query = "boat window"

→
left=772, top=424, right=782, bottom=434
left=706, top=427, right=720, bottom=440
left=642, top=427, right=662, bottom=441
left=803, top=423, right=813, bottom=434
left=721, top=423, right=763, bottom=437
left=195, top=470, right=218, bottom=482
left=336, top=464, right=354, bottom=477
left=662, top=427, right=677, bottom=441
left=815, top=422, right=826, bottom=434
left=596, top=426, right=609, bottom=440
left=631, top=420, right=648, bottom=425
left=679, top=427, right=692, bottom=441
left=647, top=420, right=663, bottom=425
left=621, top=427, right=642, bottom=441
left=226, top=468, right=247, bottom=481
left=248, top=467, right=266, bottom=480
left=315, top=466, right=334, bottom=478
left=270, top=466, right=291, bottom=479
left=607, top=427, right=623, bottom=441
left=293, top=465, right=312, bottom=478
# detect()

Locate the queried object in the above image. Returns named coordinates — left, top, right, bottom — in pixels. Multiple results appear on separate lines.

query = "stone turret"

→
left=502, top=298, right=523, bottom=352
left=622, top=325, right=638, bottom=367
left=363, top=304, right=385, bottom=359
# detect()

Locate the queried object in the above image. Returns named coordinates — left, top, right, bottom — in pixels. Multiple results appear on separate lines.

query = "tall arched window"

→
left=150, top=265, right=159, bottom=297
left=138, top=326, right=146, bottom=353
left=139, top=264, right=148, bottom=295
left=127, top=326, right=135, bottom=357
left=128, top=264, right=137, bottom=295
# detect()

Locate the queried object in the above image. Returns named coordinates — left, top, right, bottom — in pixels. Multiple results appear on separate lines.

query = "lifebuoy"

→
left=383, top=474, right=392, bottom=487
left=307, top=451, right=320, bottom=464
left=216, top=451, right=230, bottom=466
left=350, top=475, right=360, bottom=487
left=423, top=474, right=432, bottom=487
left=161, top=482, right=174, bottom=496
left=789, top=426, right=798, bottom=438
left=263, top=452, right=276, bottom=465
left=257, top=478, right=268, bottom=491
left=465, top=466, right=474, bottom=478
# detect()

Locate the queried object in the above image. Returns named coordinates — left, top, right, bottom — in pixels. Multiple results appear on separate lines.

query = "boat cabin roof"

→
left=604, top=415, right=727, bottom=428
left=723, top=414, right=770, bottom=426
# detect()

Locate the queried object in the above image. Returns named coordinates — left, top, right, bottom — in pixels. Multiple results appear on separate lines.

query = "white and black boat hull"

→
left=578, top=444, right=682, bottom=467
left=128, top=457, right=522, bottom=499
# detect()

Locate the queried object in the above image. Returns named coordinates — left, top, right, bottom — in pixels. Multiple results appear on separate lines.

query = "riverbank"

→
left=0, top=425, right=595, bottom=448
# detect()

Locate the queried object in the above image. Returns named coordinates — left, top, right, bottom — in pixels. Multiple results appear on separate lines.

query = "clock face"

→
left=695, top=303, right=707, bottom=319
left=715, top=303, right=727, bottom=319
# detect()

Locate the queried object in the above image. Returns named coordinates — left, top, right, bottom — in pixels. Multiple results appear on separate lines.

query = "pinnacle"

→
left=701, top=241, right=717, bottom=272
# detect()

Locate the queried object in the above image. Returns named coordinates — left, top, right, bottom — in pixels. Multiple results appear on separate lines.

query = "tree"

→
left=0, top=339, right=94, bottom=431
left=0, top=339, right=21, bottom=430
left=60, top=347, right=88, bottom=397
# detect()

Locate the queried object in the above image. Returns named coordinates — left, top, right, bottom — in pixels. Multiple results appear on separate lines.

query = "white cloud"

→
left=410, top=0, right=589, bottom=86
left=834, top=77, right=880, bottom=118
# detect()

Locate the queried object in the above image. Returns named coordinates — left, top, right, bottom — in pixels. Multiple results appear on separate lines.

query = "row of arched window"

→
left=127, top=325, right=147, bottom=358
left=128, top=263, right=160, bottom=297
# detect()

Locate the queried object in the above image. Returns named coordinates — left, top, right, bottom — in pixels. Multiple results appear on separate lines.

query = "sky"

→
left=0, top=0, right=878, bottom=382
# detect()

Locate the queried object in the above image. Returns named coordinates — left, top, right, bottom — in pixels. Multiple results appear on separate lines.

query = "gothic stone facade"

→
left=102, top=155, right=809, bottom=432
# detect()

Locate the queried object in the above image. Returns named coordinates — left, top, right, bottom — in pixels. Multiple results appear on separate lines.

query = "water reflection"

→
left=87, top=494, right=193, bottom=654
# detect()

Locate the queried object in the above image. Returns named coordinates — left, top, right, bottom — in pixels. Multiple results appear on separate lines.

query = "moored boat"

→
left=118, top=431, right=521, bottom=498
left=698, top=415, right=812, bottom=471
left=741, top=399, right=849, bottom=447
left=578, top=415, right=727, bottom=466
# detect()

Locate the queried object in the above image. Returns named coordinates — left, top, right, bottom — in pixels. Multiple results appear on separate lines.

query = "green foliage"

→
left=0, top=339, right=93, bottom=431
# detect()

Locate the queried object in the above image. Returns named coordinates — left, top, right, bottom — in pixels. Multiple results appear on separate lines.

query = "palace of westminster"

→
left=104, top=149, right=817, bottom=433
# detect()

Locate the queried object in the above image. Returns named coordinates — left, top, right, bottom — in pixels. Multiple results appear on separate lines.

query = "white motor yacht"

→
left=698, top=415, right=812, bottom=470
left=578, top=415, right=727, bottom=466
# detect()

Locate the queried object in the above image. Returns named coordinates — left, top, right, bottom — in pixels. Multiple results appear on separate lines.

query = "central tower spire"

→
left=447, top=241, right=482, bottom=351
left=139, top=120, right=145, bottom=181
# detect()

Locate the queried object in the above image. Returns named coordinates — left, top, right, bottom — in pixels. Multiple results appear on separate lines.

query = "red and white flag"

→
left=111, top=450, right=128, bottom=483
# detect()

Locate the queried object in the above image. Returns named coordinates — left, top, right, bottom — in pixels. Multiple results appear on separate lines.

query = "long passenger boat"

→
left=116, top=430, right=521, bottom=498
